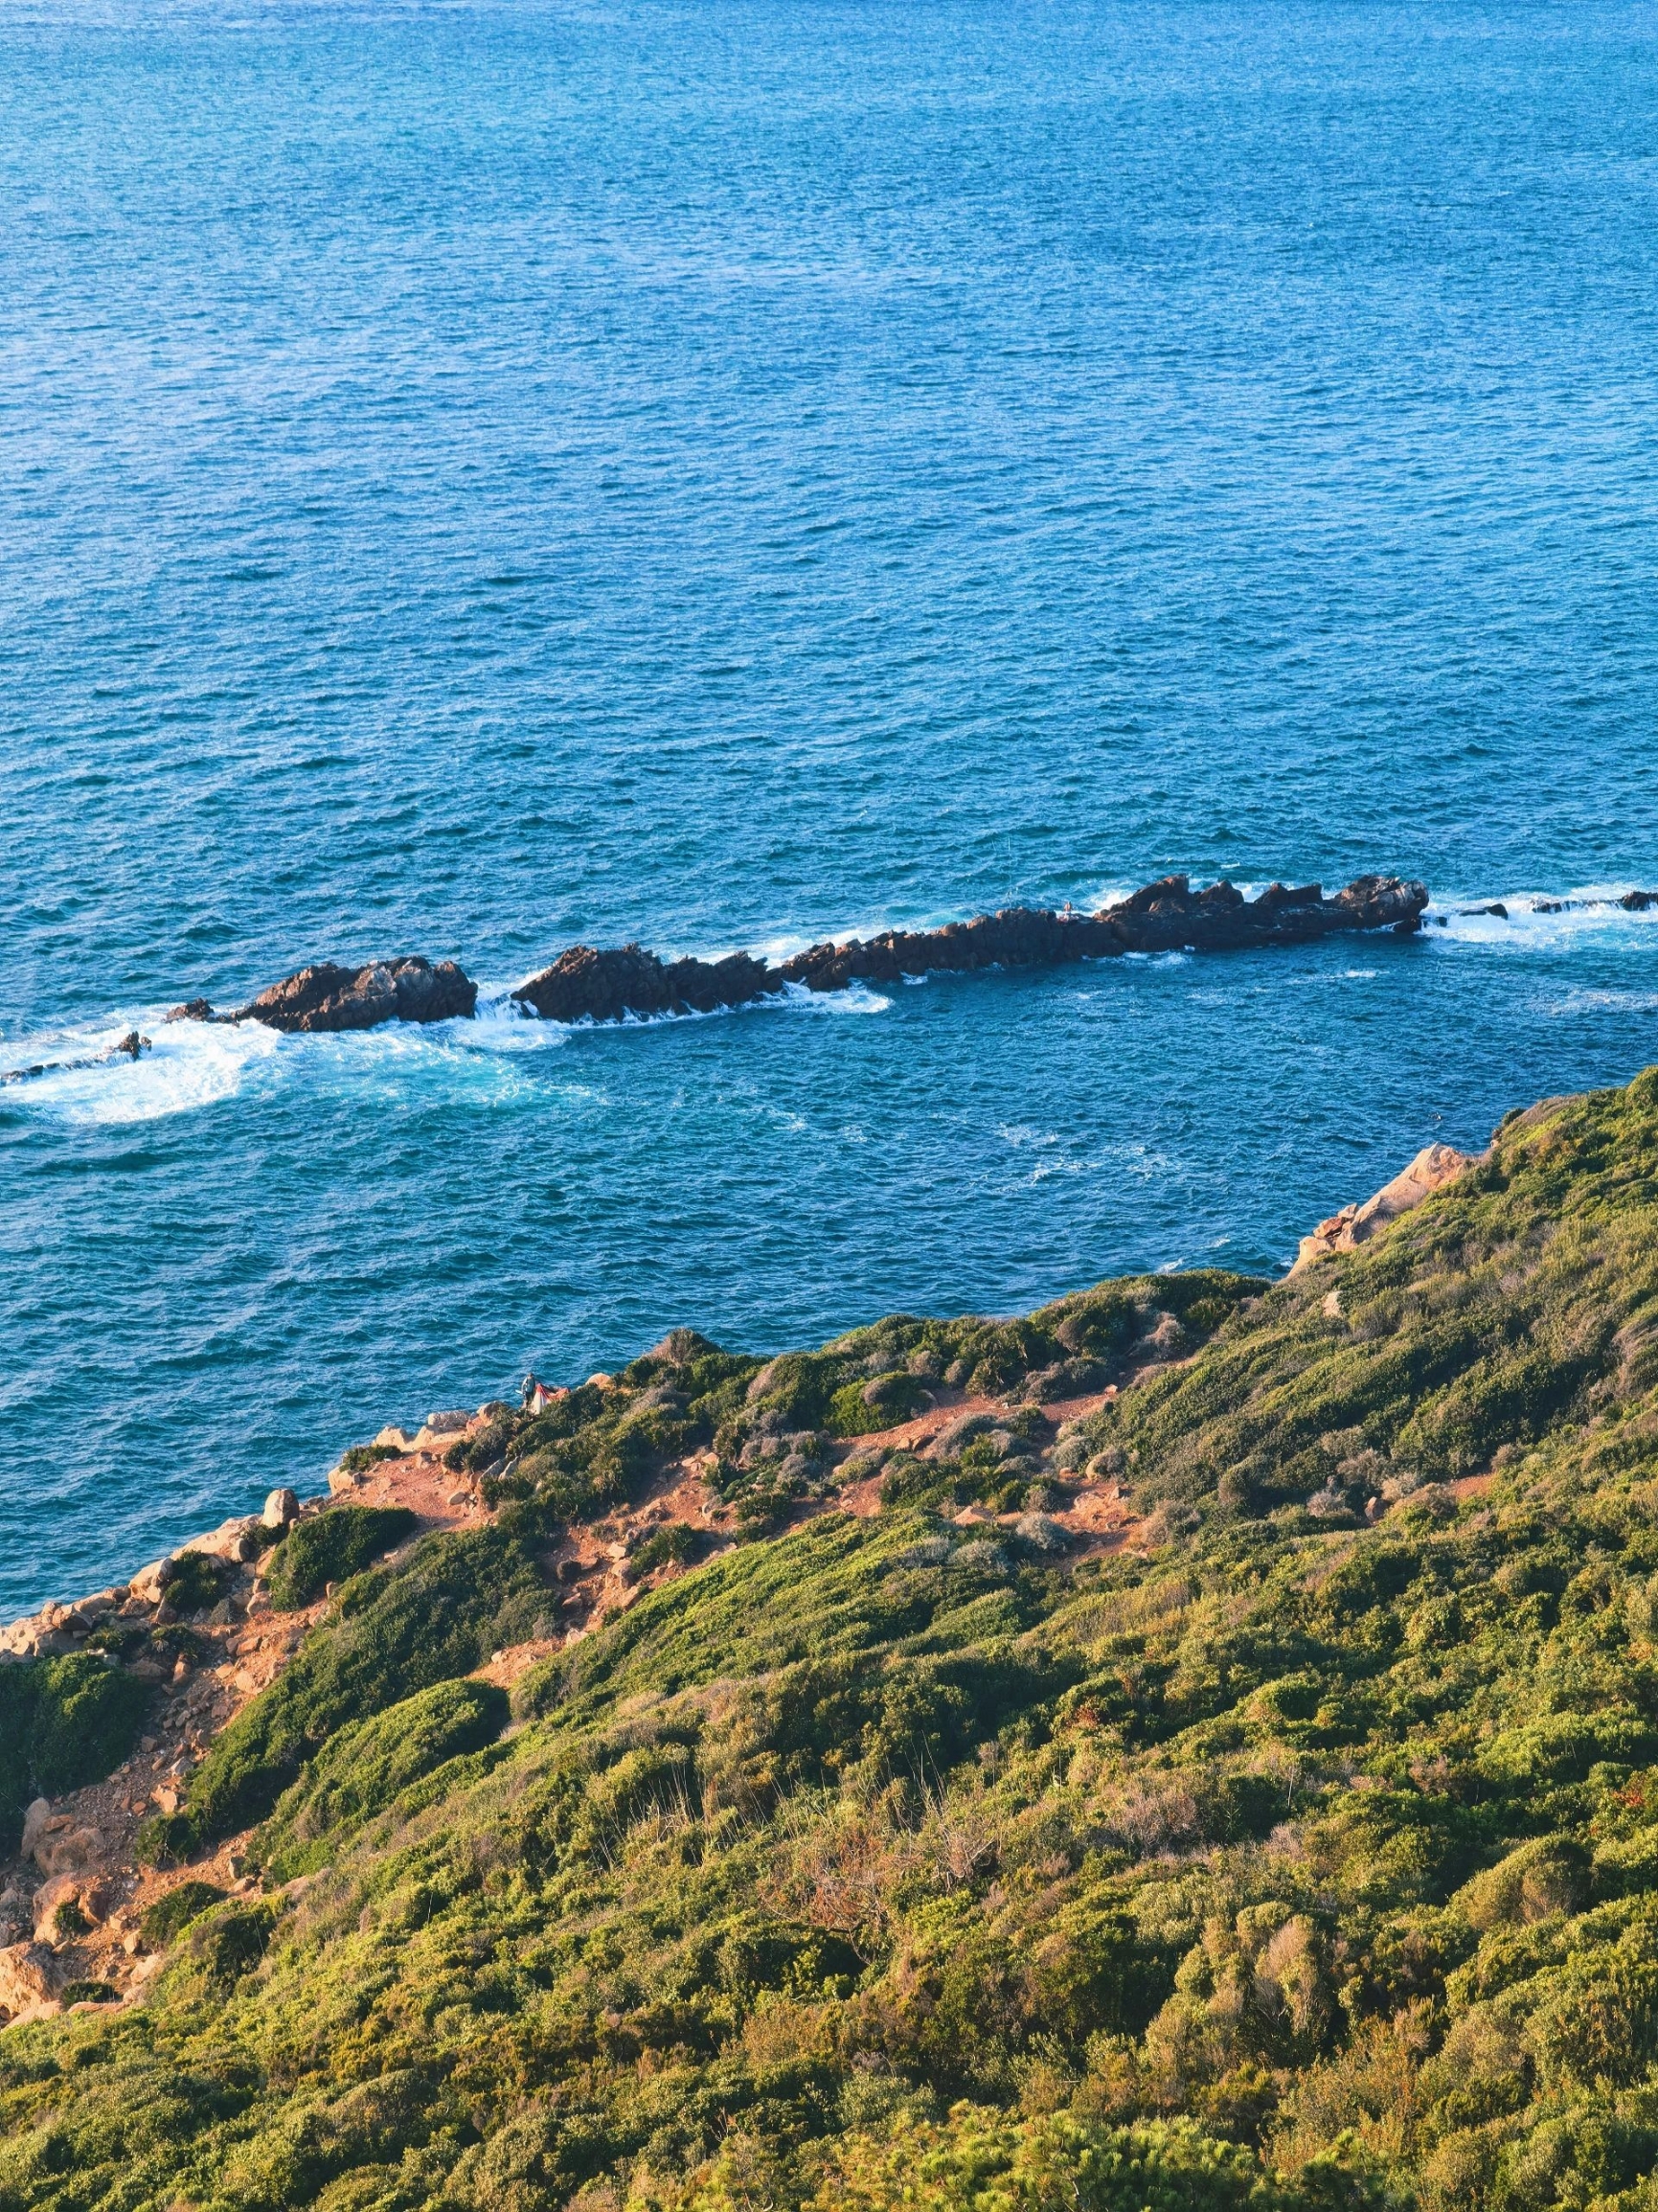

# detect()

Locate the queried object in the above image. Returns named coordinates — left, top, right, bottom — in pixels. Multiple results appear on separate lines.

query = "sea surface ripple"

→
left=4, top=0, right=1658, bottom=1613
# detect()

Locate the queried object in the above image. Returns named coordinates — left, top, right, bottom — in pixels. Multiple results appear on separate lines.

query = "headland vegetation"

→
left=6, top=1069, right=1658, bottom=2212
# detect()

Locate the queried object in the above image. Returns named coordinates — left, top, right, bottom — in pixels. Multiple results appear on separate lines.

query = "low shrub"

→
left=261, top=1506, right=419, bottom=1611
left=337, top=1444, right=403, bottom=1475
left=0, top=1653, right=149, bottom=1855
left=164, top=1550, right=228, bottom=1617
left=176, top=1901, right=278, bottom=1990
left=625, top=1523, right=705, bottom=1581
left=139, top=1881, right=228, bottom=1949
left=255, top=1677, right=510, bottom=1881
left=828, top=1372, right=931, bottom=1436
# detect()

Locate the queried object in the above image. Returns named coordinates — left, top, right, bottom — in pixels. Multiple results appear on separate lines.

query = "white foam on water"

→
left=997, top=1123, right=1172, bottom=1187
left=3, top=990, right=582, bottom=1127
left=6, top=1015, right=284, bottom=1126
left=438, top=989, right=574, bottom=1057
left=779, top=981, right=892, bottom=1015
left=1426, top=884, right=1658, bottom=953
left=748, top=903, right=975, bottom=964
left=1543, top=988, right=1658, bottom=1017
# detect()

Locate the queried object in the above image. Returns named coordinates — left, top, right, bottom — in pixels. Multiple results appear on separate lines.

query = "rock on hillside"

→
left=1291, top=1139, right=1483, bottom=1270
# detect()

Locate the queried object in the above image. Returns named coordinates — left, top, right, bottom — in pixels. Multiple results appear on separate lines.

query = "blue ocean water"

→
left=4, top=0, right=1658, bottom=1618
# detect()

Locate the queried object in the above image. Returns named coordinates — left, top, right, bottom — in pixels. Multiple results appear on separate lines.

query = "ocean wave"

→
left=1426, top=885, right=1658, bottom=951
left=3, top=1015, right=284, bottom=1126
left=779, top=981, right=892, bottom=1016
left=1544, top=988, right=1658, bottom=1016
left=495, top=975, right=894, bottom=1032
left=2, top=974, right=899, bottom=1126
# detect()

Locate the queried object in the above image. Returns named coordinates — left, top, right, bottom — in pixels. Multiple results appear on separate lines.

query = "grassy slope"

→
left=8, top=1074, right=1658, bottom=2210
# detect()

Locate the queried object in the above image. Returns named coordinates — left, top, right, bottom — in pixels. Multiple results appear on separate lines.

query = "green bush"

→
left=0, top=1653, right=149, bottom=1854
left=255, top=1678, right=510, bottom=1881
left=139, top=1881, right=228, bottom=1949
left=261, top=1505, right=419, bottom=1611
left=164, top=1551, right=228, bottom=1617
left=828, top=1373, right=931, bottom=1436
left=140, top=1520, right=549, bottom=1859
left=625, top=1522, right=705, bottom=1581
left=175, top=1901, right=278, bottom=1990
left=57, top=1980, right=119, bottom=2008
left=337, top=1444, right=403, bottom=1475
left=814, top=2109, right=1386, bottom=2212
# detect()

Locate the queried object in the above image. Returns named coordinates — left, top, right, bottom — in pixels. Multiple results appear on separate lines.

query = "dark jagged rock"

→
left=239, top=957, right=478, bottom=1033
left=511, top=946, right=779, bottom=1024
left=169, top=957, right=477, bottom=1034
left=511, top=874, right=1428, bottom=1025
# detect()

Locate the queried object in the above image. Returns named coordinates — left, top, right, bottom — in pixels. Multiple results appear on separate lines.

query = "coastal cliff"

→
left=7, top=1073, right=1658, bottom=2212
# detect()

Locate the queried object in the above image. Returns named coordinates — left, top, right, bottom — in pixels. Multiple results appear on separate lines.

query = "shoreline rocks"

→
left=24, top=876, right=1658, bottom=1057
left=511, top=874, right=1430, bottom=1025
left=1291, top=1141, right=1483, bottom=1272
left=511, top=945, right=776, bottom=1024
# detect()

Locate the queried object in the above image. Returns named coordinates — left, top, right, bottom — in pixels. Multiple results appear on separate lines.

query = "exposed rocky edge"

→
left=512, top=872, right=1429, bottom=1023
left=1290, top=1139, right=1484, bottom=1272
left=170, top=955, right=477, bottom=1034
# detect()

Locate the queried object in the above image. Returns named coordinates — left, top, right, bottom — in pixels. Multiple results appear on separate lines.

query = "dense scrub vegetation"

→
left=0, top=1654, right=148, bottom=1855
left=10, top=1073, right=1658, bottom=2211
left=261, top=1506, right=419, bottom=1612
left=138, top=1524, right=552, bottom=1863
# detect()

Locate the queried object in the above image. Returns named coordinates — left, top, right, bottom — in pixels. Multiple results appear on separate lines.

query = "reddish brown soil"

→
left=2, top=1378, right=1147, bottom=2022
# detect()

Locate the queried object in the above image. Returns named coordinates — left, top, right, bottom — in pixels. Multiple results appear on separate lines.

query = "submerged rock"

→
left=511, top=874, right=1429, bottom=1025
left=1, top=1029, right=150, bottom=1086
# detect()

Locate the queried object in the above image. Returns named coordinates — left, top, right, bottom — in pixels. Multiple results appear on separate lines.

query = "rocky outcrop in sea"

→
left=0, top=1031, right=149, bottom=1087
left=511, top=873, right=1430, bottom=1024
left=170, top=956, right=477, bottom=1034
left=156, top=872, right=1439, bottom=1038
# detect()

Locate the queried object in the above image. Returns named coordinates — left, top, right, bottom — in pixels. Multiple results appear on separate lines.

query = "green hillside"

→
left=8, top=1070, right=1658, bottom=2212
